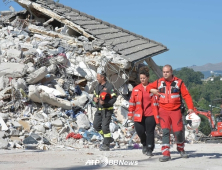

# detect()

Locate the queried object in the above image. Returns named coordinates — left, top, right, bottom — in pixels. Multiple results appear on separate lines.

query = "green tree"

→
left=198, top=115, right=211, bottom=136
left=174, top=67, right=203, bottom=88
left=148, top=67, right=159, bottom=82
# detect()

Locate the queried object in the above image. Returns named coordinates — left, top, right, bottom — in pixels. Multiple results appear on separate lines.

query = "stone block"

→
left=26, top=66, right=48, bottom=84
left=7, top=49, right=22, bottom=59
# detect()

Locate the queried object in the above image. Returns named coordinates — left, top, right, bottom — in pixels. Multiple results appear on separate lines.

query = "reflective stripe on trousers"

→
left=98, top=107, right=113, bottom=110
left=162, top=148, right=169, bottom=153
left=111, top=93, right=117, bottom=97
left=104, top=133, right=111, bottom=138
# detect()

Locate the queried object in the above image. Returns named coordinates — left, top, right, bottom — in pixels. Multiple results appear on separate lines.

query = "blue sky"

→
left=0, top=0, right=221, bottom=69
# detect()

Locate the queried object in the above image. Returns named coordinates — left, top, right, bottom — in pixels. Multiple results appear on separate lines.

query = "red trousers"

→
left=159, top=107, right=185, bottom=156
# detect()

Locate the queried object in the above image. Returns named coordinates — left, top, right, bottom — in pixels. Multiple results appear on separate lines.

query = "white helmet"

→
left=185, top=113, right=201, bottom=130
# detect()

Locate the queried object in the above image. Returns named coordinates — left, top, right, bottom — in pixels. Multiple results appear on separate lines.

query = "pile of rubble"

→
left=0, top=1, right=144, bottom=151
left=0, top=0, right=200, bottom=151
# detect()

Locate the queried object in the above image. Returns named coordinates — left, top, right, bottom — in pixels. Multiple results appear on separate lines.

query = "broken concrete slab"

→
left=114, top=106, right=128, bottom=124
left=34, top=125, right=46, bottom=133
left=51, top=119, right=63, bottom=127
left=40, top=74, right=56, bottom=84
left=71, top=94, right=88, bottom=108
left=54, top=85, right=66, bottom=97
left=28, top=85, right=41, bottom=103
left=66, top=61, right=97, bottom=81
left=0, top=76, right=9, bottom=91
left=38, top=90, right=72, bottom=110
left=7, top=48, right=22, bottom=59
left=32, top=112, right=45, bottom=122
left=38, top=85, right=64, bottom=97
left=0, top=138, right=8, bottom=149
left=0, top=63, right=27, bottom=78
left=44, top=122, right=52, bottom=129
left=0, top=131, right=5, bottom=138
left=0, top=113, right=9, bottom=120
left=12, top=78, right=27, bottom=90
left=11, top=121, right=22, bottom=129
left=26, top=66, right=48, bottom=84
left=0, top=116, right=8, bottom=131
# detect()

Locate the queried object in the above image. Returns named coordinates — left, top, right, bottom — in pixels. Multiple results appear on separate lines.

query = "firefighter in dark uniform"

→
left=93, top=70, right=117, bottom=151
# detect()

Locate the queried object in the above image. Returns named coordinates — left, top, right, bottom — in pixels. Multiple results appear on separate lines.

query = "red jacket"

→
left=147, top=76, right=194, bottom=111
left=128, top=84, right=159, bottom=124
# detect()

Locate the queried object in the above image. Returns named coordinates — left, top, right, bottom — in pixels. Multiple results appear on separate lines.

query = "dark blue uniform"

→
left=93, top=81, right=117, bottom=145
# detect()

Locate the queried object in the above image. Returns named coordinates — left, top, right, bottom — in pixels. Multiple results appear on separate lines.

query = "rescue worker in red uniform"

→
left=128, top=67, right=159, bottom=156
left=147, top=64, right=194, bottom=162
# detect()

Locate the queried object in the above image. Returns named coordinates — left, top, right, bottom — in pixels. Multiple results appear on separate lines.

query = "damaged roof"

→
left=16, top=0, right=168, bottom=62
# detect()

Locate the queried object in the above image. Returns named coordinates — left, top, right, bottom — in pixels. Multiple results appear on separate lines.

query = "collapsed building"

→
left=0, top=0, right=202, bottom=150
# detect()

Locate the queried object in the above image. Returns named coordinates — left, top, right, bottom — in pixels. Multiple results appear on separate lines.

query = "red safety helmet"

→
left=100, top=92, right=111, bottom=101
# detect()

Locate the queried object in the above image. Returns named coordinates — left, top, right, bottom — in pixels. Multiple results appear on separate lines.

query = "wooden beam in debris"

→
left=145, top=57, right=162, bottom=78
left=32, top=3, right=95, bottom=40
left=28, top=24, right=78, bottom=46
left=16, top=0, right=94, bottom=40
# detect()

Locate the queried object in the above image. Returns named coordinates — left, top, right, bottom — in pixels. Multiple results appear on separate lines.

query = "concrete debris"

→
left=26, top=66, right=48, bottom=84
left=0, top=0, right=202, bottom=152
left=0, top=138, right=8, bottom=149
left=0, top=116, right=8, bottom=131
left=0, top=63, right=27, bottom=78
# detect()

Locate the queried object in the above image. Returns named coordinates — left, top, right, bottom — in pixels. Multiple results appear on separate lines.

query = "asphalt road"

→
left=0, top=143, right=221, bottom=170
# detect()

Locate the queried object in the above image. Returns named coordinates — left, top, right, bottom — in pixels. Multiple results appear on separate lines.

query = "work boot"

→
left=142, top=145, right=148, bottom=154
left=159, top=156, right=171, bottom=162
left=146, top=151, right=154, bottom=157
left=177, top=149, right=189, bottom=158
left=109, top=137, right=114, bottom=143
left=99, top=144, right=110, bottom=151
left=146, top=147, right=154, bottom=156
left=103, top=137, right=114, bottom=145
